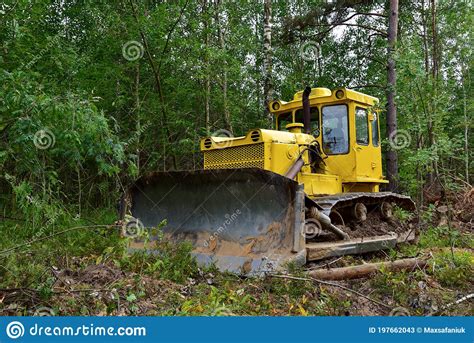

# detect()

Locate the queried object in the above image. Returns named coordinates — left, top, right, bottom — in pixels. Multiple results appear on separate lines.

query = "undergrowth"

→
left=0, top=205, right=472, bottom=316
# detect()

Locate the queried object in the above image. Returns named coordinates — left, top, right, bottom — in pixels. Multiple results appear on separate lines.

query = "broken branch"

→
left=307, top=257, right=429, bottom=281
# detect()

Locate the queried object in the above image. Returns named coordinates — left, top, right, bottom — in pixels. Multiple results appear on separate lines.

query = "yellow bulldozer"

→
left=122, top=86, right=415, bottom=274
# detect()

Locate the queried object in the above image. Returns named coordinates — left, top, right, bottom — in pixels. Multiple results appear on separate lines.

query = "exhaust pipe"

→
left=285, top=157, right=304, bottom=180
left=285, top=85, right=312, bottom=179
left=302, top=86, right=312, bottom=134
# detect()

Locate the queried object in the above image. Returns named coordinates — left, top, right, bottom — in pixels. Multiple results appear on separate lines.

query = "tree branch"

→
left=157, top=0, right=189, bottom=74
left=318, top=22, right=387, bottom=38
left=128, top=0, right=177, bottom=169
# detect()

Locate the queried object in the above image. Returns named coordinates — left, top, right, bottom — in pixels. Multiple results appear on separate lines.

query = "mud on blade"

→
left=124, top=169, right=305, bottom=274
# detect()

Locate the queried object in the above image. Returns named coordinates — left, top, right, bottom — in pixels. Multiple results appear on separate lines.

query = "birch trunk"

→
left=217, top=0, right=232, bottom=133
left=386, top=0, right=399, bottom=191
left=203, top=0, right=210, bottom=134
left=263, top=0, right=273, bottom=125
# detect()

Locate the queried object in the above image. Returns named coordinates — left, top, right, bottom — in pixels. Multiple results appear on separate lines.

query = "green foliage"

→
left=0, top=70, right=127, bottom=220
left=431, top=251, right=473, bottom=289
left=420, top=204, right=437, bottom=223
left=177, top=284, right=257, bottom=316
left=371, top=266, right=425, bottom=307
left=107, top=234, right=199, bottom=284
left=142, top=241, right=198, bottom=284
left=393, top=206, right=412, bottom=222
left=419, top=225, right=473, bottom=249
left=0, top=208, right=120, bottom=289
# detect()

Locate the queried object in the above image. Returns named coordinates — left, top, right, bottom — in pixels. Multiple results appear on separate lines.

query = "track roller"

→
left=352, top=202, right=367, bottom=222
left=380, top=202, right=393, bottom=220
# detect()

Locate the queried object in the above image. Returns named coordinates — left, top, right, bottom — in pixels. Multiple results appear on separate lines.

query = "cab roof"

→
left=269, top=87, right=379, bottom=114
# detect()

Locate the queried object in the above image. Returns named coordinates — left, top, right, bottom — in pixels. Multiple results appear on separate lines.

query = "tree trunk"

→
left=216, top=0, right=232, bottom=133
left=263, top=0, right=273, bottom=125
left=135, top=63, right=141, bottom=175
left=255, top=12, right=261, bottom=119
left=203, top=0, right=210, bottom=134
left=463, top=73, right=469, bottom=183
left=429, top=0, right=439, bottom=182
left=421, top=0, right=429, bottom=76
left=386, top=0, right=399, bottom=191
left=431, top=0, right=439, bottom=80
left=419, top=0, right=429, bottom=203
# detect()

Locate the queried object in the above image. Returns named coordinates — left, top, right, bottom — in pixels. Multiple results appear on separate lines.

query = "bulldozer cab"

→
left=270, top=87, right=385, bottom=193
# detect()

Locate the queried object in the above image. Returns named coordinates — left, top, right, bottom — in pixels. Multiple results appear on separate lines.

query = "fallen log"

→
left=307, top=257, right=428, bottom=281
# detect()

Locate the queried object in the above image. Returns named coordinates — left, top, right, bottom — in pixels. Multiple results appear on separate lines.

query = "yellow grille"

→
left=204, top=143, right=264, bottom=170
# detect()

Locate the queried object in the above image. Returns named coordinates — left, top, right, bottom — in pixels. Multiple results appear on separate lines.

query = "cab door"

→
left=353, top=104, right=382, bottom=181
left=353, top=105, right=380, bottom=179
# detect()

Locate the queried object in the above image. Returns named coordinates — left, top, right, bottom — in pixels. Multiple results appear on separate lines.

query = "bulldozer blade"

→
left=125, top=169, right=306, bottom=275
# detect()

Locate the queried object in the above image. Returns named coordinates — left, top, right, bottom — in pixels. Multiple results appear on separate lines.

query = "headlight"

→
left=335, top=90, right=344, bottom=99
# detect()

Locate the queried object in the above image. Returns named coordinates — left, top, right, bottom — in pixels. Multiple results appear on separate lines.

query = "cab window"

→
left=372, top=112, right=379, bottom=147
left=355, top=107, right=369, bottom=145
left=295, top=107, right=320, bottom=136
left=276, top=112, right=292, bottom=131
left=322, top=104, right=349, bottom=154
